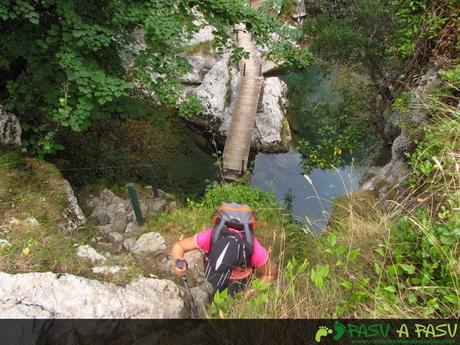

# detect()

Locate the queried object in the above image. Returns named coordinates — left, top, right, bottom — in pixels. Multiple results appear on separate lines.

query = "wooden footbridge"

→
left=222, top=18, right=264, bottom=181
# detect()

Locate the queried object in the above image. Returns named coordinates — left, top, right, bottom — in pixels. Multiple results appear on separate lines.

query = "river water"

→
left=250, top=65, right=373, bottom=233
left=250, top=149, right=364, bottom=233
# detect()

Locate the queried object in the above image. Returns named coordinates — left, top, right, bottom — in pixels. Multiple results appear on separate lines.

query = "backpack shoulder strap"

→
left=243, top=223, right=254, bottom=251
left=210, top=217, right=227, bottom=252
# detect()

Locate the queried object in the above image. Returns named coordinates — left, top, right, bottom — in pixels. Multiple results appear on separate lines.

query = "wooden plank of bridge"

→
left=222, top=24, right=263, bottom=181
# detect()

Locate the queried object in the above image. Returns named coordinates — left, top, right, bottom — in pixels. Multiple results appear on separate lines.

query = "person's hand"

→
left=243, top=288, right=256, bottom=300
left=173, top=259, right=188, bottom=278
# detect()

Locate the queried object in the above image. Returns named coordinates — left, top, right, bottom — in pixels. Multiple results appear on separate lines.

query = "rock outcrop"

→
left=61, top=179, right=86, bottom=234
left=183, top=24, right=291, bottom=153
left=187, top=24, right=215, bottom=46
left=131, top=232, right=167, bottom=265
left=292, top=0, right=307, bottom=21
left=86, top=188, right=174, bottom=254
left=254, top=77, right=291, bottom=152
left=182, top=54, right=219, bottom=86
left=361, top=66, right=442, bottom=201
left=192, top=64, right=291, bottom=152
left=0, top=272, right=186, bottom=318
left=193, top=54, right=231, bottom=129
left=0, top=105, right=21, bottom=148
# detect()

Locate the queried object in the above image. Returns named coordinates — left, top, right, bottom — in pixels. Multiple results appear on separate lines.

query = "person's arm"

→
left=243, top=257, right=277, bottom=299
left=256, top=258, right=277, bottom=282
left=171, top=236, right=198, bottom=277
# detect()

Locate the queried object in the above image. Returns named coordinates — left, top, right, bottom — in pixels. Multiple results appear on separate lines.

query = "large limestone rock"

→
left=0, top=272, right=186, bottom=318
left=184, top=250, right=205, bottom=284
left=190, top=281, right=214, bottom=318
left=182, top=54, right=219, bottom=85
left=361, top=160, right=411, bottom=201
left=361, top=66, right=442, bottom=201
left=131, top=232, right=167, bottom=263
left=219, top=66, right=241, bottom=134
left=188, top=25, right=215, bottom=46
left=0, top=105, right=21, bottom=148
left=87, top=189, right=129, bottom=233
left=253, top=77, right=291, bottom=152
left=183, top=27, right=292, bottom=153
left=86, top=188, right=172, bottom=254
left=193, top=54, right=231, bottom=128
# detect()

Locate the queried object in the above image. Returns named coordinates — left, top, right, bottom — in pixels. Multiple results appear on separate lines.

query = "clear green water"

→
left=251, top=65, right=376, bottom=233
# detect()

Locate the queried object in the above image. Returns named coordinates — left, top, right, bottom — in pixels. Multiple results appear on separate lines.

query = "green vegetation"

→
left=0, top=0, right=458, bottom=320
left=303, top=0, right=394, bottom=83
left=0, top=144, right=143, bottom=284
left=296, top=0, right=397, bottom=171
left=206, top=76, right=459, bottom=319
left=291, top=0, right=459, bottom=171
left=205, top=0, right=460, bottom=319
left=282, top=66, right=378, bottom=172
left=51, top=115, right=218, bottom=198
left=145, top=183, right=293, bottom=252
left=0, top=0, right=307, bottom=156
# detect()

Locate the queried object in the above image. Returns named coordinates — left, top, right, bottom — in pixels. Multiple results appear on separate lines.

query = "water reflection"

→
left=250, top=149, right=364, bottom=233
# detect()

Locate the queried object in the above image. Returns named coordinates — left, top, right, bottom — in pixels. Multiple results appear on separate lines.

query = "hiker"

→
left=171, top=202, right=277, bottom=295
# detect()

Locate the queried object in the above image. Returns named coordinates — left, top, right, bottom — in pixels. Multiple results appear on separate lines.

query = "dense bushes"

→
left=0, top=0, right=306, bottom=156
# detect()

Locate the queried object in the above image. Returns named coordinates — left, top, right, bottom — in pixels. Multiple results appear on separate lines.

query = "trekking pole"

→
left=175, top=259, right=199, bottom=318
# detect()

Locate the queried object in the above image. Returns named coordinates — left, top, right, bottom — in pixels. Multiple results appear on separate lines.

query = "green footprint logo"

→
left=333, top=320, right=346, bottom=341
left=315, top=326, right=333, bottom=343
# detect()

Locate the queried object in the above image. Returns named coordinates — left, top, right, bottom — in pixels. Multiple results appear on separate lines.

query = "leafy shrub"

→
left=0, top=0, right=308, bottom=155
left=391, top=91, right=412, bottom=114
left=196, top=183, right=277, bottom=211
left=384, top=209, right=460, bottom=316
left=178, top=93, right=203, bottom=119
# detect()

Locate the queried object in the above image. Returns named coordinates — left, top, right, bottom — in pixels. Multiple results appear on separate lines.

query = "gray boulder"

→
left=131, top=232, right=167, bottom=262
left=253, top=77, right=291, bottom=152
left=182, top=54, right=219, bottom=85
left=193, top=54, right=231, bottom=128
left=184, top=250, right=205, bottom=285
left=220, top=66, right=241, bottom=135
left=188, top=25, right=215, bottom=46
left=86, top=188, right=173, bottom=254
left=61, top=179, right=86, bottom=234
left=360, top=66, right=442, bottom=201
left=87, top=189, right=129, bottom=233
left=0, top=272, right=186, bottom=318
left=361, top=160, right=411, bottom=202
left=0, top=105, right=21, bottom=148
left=190, top=281, right=214, bottom=318
left=76, top=245, right=107, bottom=263
left=292, top=0, right=307, bottom=21
left=122, top=238, right=137, bottom=252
